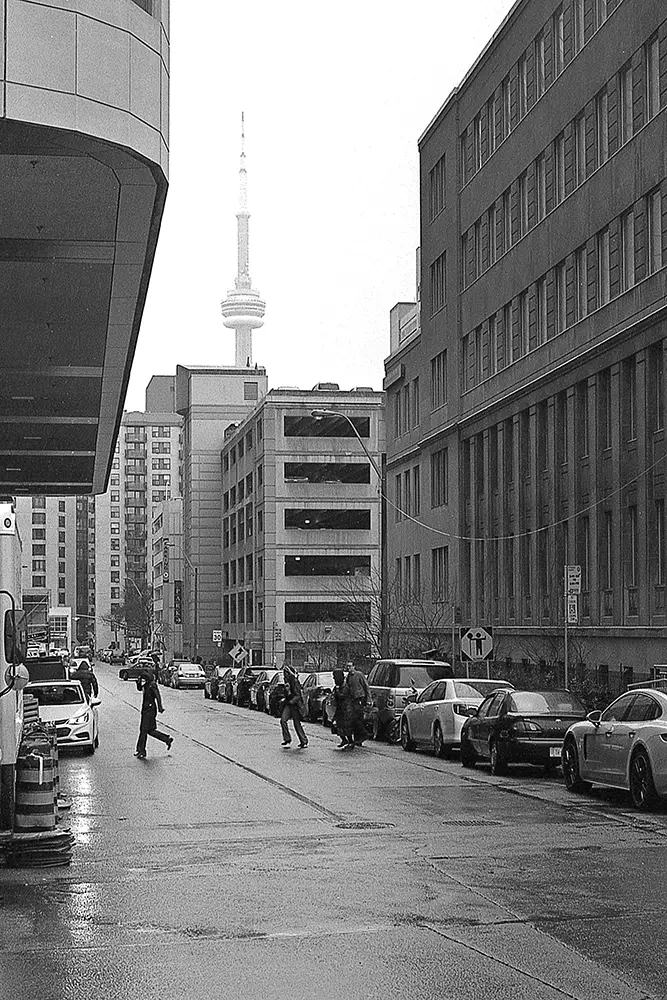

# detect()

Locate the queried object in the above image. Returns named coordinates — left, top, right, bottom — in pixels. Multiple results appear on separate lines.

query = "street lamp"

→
left=311, top=408, right=388, bottom=657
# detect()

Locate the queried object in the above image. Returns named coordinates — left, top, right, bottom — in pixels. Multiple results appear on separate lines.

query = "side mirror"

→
left=587, top=710, right=602, bottom=726
left=90, top=698, right=101, bottom=707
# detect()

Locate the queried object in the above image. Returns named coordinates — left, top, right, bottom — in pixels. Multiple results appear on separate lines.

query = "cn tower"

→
left=221, top=113, right=265, bottom=367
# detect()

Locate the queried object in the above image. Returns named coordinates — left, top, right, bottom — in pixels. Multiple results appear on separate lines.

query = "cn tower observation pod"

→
left=0, top=0, right=169, bottom=495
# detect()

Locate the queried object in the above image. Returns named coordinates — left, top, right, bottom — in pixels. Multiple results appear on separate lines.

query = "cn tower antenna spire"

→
left=221, top=111, right=265, bottom=367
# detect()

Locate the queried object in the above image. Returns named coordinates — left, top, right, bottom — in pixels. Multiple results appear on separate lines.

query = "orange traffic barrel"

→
left=14, top=751, right=57, bottom=833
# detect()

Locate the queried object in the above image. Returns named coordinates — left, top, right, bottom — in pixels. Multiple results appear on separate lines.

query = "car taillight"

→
left=511, top=720, right=542, bottom=733
left=453, top=703, right=470, bottom=717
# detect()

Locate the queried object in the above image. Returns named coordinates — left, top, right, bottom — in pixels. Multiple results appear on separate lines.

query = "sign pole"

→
left=564, top=566, right=569, bottom=690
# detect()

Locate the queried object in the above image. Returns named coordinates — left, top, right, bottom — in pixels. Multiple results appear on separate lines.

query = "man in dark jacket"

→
left=134, top=669, right=173, bottom=759
left=71, top=661, right=99, bottom=701
left=345, top=662, right=371, bottom=747
left=280, top=665, right=308, bottom=748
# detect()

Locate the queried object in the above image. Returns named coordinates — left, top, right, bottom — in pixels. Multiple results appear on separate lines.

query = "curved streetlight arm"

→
left=310, top=409, right=383, bottom=482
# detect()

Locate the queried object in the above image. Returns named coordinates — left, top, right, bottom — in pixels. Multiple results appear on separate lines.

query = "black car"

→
left=460, top=688, right=587, bottom=775
left=301, top=671, right=336, bottom=721
left=118, top=659, right=154, bottom=682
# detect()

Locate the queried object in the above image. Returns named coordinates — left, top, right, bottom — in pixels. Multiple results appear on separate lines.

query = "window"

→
left=395, top=474, right=402, bottom=522
left=647, top=189, right=662, bottom=275
left=411, top=377, right=420, bottom=427
left=473, top=220, right=482, bottom=278
left=58, top=501, right=65, bottom=513
left=430, top=350, right=447, bottom=410
left=32, top=576, right=46, bottom=588
left=650, top=342, right=664, bottom=431
left=460, top=135, right=468, bottom=186
left=431, top=546, right=449, bottom=601
left=596, top=89, right=608, bottom=166
left=32, top=528, right=46, bottom=540
left=111, top=571, right=120, bottom=583
left=535, top=154, right=546, bottom=221
left=575, top=245, right=587, bottom=320
left=473, top=113, right=482, bottom=172
left=487, top=97, right=496, bottom=156
left=488, top=315, right=497, bottom=374
left=32, top=544, right=46, bottom=556
left=621, top=209, right=635, bottom=291
left=401, top=384, right=410, bottom=433
left=32, top=496, right=45, bottom=509
left=518, top=291, right=529, bottom=357
left=284, top=415, right=369, bottom=438
left=474, top=325, right=482, bottom=383
left=597, top=228, right=610, bottom=305
left=599, top=369, right=612, bottom=448
left=502, top=75, right=511, bottom=138
left=412, top=465, right=421, bottom=516
left=518, top=171, right=528, bottom=237
left=429, top=154, right=446, bottom=219
left=152, top=426, right=171, bottom=438
left=413, top=553, right=422, bottom=599
left=32, top=559, right=46, bottom=572
left=504, top=302, right=513, bottom=364
left=613, top=64, right=633, bottom=150
left=487, top=205, right=496, bottom=265
left=657, top=500, right=665, bottom=585
left=152, top=441, right=170, bottom=453
left=553, top=5, right=564, bottom=77
left=58, top=515, right=65, bottom=528
left=502, top=188, right=511, bottom=252
left=554, top=133, right=565, bottom=205
left=536, top=277, right=547, bottom=344
left=594, top=0, right=607, bottom=28
left=403, top=470, right=412, bottom=518
left=393, top=391, right=402, bottom=439
left=431, top=448, right=449, bottom=507
left=603, top=511, right=613, bottom=591
left=628, top=505, right=638, bottom=589
left=535, top=31, right=545, bottom=99
left=574, top=113, right=586, bottom=186
left=243, top=382, right=258, bottom=401
left=518, top=54, right=527, bottom=119
left=461, top=334, right=470, bottom=391
left=32, top=512, right=46, bottom=525
left=556, top=261, right=567, bottom=333
left=623, top=357, right=637, bottom=441
left=574, top=0, right=584, bottom=53
left=645, top=34, right=660, bottom=121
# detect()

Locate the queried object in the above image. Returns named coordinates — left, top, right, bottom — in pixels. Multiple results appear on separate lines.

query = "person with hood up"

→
left=134, top=669, right=173, bottom=759
left=280, top=664, right=308, bottom=748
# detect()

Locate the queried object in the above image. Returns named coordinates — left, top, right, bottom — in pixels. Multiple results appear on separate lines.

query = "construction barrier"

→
left=14, top=749, right=57, bottom=833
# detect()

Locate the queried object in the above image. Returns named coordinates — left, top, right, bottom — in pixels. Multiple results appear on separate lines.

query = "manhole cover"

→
left=438, top=819, right=504, bottom=826
left=335, top=821, right=394, bottom=830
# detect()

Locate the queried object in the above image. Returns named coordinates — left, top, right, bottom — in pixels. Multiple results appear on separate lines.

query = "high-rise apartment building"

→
left=220, top=386, right=385, bottom=667
left=385, top=0, right=667, bottom=673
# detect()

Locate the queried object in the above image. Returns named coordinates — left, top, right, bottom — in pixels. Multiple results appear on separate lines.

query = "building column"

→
left=587, top=375, right=599, bottom=625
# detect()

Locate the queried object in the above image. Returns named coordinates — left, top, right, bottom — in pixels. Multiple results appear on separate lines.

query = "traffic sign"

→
left=460, top=626, right=494, bottom=661
left=566, top=595, right=579, bottom=624
left=212, top=630, right=223, bottom=643
left=229, top=643, right=249, bottom=663
left=566, top=565, right=582, bottom=594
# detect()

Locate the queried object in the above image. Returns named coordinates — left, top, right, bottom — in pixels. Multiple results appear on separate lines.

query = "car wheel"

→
left=460, top=734, right=476, bottom=768
left=562, top=739, right=591, bottom=793
left=120, top=671, right=128, bottom=681
left=400, top=719, right=415, bottom=752
left=433, top=724, right=452, bottom=759
left=629, top=749, right=659, bottom=811
left=489, top=739, right=508, bottom=776
left=386, top=718, right=401, bottom=745
left=372, top=716, right=384, bottom=741
left=84, top=742, right=95, bottom=755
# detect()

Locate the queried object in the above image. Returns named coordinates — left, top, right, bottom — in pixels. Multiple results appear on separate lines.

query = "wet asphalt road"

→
left=1, top=663, right=666, bottom=1000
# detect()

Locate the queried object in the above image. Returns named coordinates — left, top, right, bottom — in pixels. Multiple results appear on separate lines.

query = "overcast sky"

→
left=125, top=0, right=517, bottom=410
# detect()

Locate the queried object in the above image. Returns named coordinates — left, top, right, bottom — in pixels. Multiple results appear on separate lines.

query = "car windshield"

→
left=29, top=685, right=84, bottom=706
left=509, top=691, right=585, bottom=714
left=457, top=679, right=512, bottom=698
left=396, top=666, right=451, bottom=688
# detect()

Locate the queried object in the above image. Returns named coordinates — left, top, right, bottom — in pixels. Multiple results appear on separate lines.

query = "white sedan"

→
left=400, top=678, right=513, bottom=757
left=562, top=685, right=667, bottom=810
left=25, top=679, right=100, bottom=754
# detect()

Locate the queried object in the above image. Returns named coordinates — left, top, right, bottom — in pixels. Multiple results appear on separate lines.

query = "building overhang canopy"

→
left=0, top=121, right=167, bottom=495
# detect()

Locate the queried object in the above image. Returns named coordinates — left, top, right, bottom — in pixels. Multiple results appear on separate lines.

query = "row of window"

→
left=31, top=498, right=66, bottom=512
left=393, top=548, right=452, bottom=603
left=393, top=448, right=450, bottom=520
left=462, top=185, right=665, bottom=389
left=223, top=471, right=256, bottom=512
left=461, top=30, right=663, bottom=290
left=222, top=420, right=261, bottom=472
left=32, top=512, right=66, bottom=527
left=460, top=0, right=620, bottom=189
left=393, top=351, right=448, bottom=441
left=223, top=505, right=257, bottom=548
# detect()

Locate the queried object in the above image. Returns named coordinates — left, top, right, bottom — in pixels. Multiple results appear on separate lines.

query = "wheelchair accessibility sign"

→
left=459, top=626, right=494, bottom=661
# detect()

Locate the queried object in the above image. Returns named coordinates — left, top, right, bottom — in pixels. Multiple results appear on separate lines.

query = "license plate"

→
left=550, top=745, right=562, bottom=758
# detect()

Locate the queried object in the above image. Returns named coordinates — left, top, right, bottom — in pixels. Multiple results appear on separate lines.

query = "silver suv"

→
left=367, top=659, right=453, bottom=742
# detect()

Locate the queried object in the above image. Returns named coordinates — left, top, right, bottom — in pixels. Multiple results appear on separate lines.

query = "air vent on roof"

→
left=312, top=382, right=340, bottom=391
left=352, top=387, right=374, bottom=392
left=277, top=386, right=300, bottom=390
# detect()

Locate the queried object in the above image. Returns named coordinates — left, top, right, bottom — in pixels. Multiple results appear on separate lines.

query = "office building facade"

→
left=385, top=0, right=667, bottom=675
left=220, top=386, right=385, bottom=668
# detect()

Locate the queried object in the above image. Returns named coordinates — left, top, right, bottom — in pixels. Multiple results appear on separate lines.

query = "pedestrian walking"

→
left=345, top=662, right=372, bottom=747
left=71, top=660, right=99, bottom=701
left=134, top=669, right=173, bottom=759
left=280, top=664, right=308, bottom=748
left=331, top=668, right=354, bottom=748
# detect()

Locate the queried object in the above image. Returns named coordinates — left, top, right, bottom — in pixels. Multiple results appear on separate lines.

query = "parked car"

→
left=400, top=678, right=514, bottom=757
left=367, top=659, right=454, bottom=742
left=168, top=662, right=205, bottom=689
left=301, top=671, right=336, bottom=721
left=119, top=658, right=155, bottom=682
left=73, top=644, right=94, bottom=662
left=250, top=669, right=280, bottom=711
left=109, top=649, right=127, bottom=666
left=26, top=679, right=100, bottom=754
left=460, top=689, right=587, bottom=775
left=561, top=685, right=667, bottom=810
left=266, top=671, right=288, bottom=715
